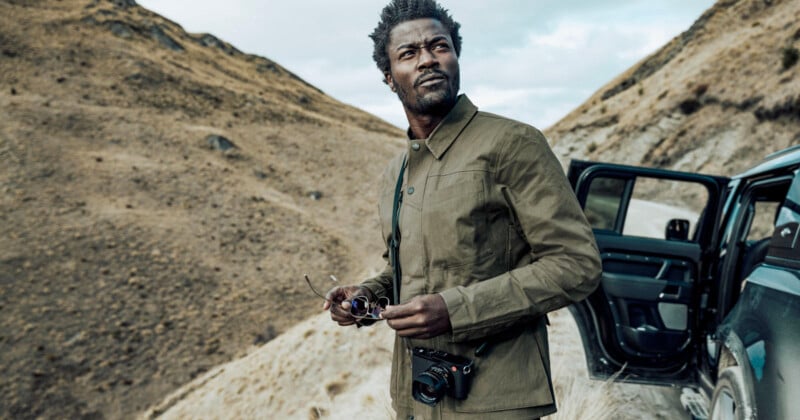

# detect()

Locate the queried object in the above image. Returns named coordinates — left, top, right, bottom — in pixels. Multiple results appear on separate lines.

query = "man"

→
left=323, top=0, right=601, bottom=418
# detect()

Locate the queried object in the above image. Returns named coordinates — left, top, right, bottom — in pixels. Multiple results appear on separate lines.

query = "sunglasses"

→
left=304, top=274, right=388, bottom=321
left=349, top=295, right=390, bottom=320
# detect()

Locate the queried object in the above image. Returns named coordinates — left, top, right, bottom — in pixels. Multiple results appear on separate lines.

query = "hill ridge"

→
left=547, top=0, right=799, bottom=176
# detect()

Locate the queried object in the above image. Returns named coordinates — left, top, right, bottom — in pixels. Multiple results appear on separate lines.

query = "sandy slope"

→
left=142, top=309, right=395, bottom=419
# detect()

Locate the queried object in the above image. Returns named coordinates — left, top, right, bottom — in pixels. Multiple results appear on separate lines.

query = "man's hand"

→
left=323, top=285, right=374, bottom=327
left=381, top=294, right=451, bottom=339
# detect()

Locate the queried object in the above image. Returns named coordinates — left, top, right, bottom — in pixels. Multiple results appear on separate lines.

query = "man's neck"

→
left=405, top=101, right=459, bottom=139
left=406, top=112, right=445, bottom=140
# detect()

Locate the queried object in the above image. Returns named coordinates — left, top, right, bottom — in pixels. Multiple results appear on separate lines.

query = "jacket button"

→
left=411, top=143, right=420, bottom=151
left=407, top=186, right=415, bottom=195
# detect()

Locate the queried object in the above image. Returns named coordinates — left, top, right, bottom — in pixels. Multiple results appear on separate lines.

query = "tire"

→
left=710, top=366, right=752, bottom=420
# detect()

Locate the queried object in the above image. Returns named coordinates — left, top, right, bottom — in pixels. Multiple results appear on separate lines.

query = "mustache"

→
left=414, top=70, right=448, bottom=87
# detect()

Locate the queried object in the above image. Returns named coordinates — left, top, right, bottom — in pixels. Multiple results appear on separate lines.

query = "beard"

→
left=393, top=70, right=460, bottom=116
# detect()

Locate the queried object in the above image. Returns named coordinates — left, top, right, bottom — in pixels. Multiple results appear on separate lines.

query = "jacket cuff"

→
left=359, top=279, right=389, bottom=300
left=438, top=287, right=471, bottom=342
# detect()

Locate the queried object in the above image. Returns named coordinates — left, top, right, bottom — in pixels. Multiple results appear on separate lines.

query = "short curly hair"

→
left=369, top=0, right=462, bottom=76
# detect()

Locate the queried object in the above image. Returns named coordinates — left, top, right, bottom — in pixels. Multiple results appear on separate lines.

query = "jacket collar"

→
left=406, top=94, right=478, bottom=160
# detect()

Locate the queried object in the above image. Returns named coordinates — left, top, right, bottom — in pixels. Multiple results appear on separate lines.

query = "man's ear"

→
left=384, top=72, right=396, bottom=92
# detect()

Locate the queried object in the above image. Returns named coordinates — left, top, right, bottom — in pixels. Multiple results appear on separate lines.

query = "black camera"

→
left=411, top=347, right=474, bottom=406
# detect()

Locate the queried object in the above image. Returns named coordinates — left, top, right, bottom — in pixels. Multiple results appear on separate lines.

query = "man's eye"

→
left=399, top=50, right=415, bottom=59
left=433, top=43, right=450, bottom=51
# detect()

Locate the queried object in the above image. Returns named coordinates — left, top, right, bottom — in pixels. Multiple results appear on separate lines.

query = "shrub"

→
left=679, top=99, right=702, bottom=115
left=693, top=84, right=709, bottom=97
left=782, top=47, right=799, bottom=70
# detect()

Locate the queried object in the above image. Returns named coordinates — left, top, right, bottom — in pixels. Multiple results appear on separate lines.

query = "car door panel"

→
left=595, top=237, right=696, bottom=357
left=602, top=273, right=690, bottom=301
left=567, top=160, right=728, bottom=384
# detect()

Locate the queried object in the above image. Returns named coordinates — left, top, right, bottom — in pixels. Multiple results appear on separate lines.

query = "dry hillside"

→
left=0, top=0, right=402, bottom=418
left=546, top=0, right=799, bottom=176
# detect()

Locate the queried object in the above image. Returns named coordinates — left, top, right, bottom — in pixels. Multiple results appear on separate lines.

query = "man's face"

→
left=385, top=18, right=460, bottom=117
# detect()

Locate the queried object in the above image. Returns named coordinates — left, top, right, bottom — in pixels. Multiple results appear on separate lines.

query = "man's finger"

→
left=394, top=325, right=429, bottom=338
left=324, top=287, right=344, bottom=303
left=381, top=301, right=419, bottom=319
left=386, top=314, right=423, bottom=331
left=330, top=303, right=351, bottom=319
left=331, top=310, right=356, bottom=325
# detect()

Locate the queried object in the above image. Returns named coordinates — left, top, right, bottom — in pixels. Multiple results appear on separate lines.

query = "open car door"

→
left=567, top=160, right=729, bottom=385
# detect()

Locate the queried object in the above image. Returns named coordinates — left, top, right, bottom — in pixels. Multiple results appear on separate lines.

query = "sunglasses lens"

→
left=350, top=297, right=369, bottom=317
left=377, top=297, right=390, bottom=309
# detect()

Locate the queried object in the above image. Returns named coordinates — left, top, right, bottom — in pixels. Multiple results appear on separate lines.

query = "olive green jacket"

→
left=361, top=95, right=601, bottom=419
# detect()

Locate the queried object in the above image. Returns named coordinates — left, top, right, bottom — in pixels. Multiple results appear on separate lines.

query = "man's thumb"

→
left=380, top=304, right=397, bottom=319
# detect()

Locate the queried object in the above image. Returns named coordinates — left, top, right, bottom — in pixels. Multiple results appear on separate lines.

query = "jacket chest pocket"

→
left=423, top=173, right=493, bottom=269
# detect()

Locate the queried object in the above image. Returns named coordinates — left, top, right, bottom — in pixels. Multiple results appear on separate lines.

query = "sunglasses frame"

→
left=349, top=295, right=390, bottom=320
left=304, top=273, right=330, bottom=300
left=304, top=274, right=388, bottom=321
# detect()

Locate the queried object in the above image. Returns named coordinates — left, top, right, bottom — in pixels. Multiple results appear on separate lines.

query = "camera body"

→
left=411, top=347, right=474, bottom=406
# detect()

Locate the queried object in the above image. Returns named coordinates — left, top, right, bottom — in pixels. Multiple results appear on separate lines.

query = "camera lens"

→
left=412, top=366, right=452, bottom=406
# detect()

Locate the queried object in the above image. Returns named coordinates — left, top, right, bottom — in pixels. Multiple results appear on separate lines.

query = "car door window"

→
left=746, top=201, right=781, bottom=241
left=624, top=177, right=709, bottom=240
left=775, top=175, right=800, bottom=226
left=584, top=177, right=626, bottom=231
left=766, top=174, right=800, bottom=268
left=583, top=175, right=709, bottom=241
left=717, top=177, right=792, bottom=316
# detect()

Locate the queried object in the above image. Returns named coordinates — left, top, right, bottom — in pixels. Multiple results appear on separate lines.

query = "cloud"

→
left=137, top=0, right=715, bottom=129
left=457, top=9, right=703, bottom=128
left=528, top=21, right=591, bottom=50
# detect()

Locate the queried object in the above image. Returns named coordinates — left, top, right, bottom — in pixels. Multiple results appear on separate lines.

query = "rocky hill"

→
left=546, top=0, right=799, bottom=176
left=0, top=0, right=402, bottom=418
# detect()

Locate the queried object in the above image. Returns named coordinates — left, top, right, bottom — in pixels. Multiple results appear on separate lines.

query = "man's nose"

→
left=417, top=47, right=438, bottom=69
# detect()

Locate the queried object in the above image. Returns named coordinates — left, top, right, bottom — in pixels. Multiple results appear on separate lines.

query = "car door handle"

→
left=659, top=285, right=682, bottom=300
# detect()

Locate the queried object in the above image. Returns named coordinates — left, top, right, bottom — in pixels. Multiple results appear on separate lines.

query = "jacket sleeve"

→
left=439, top=127, right=602, bottom=343
left=360, top=258, right=394, bottom=299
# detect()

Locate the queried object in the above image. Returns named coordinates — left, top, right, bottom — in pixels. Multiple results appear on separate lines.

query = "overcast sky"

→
left=137, top=0, right=715, bottom=130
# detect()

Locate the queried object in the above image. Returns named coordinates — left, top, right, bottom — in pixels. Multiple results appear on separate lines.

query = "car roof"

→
left=733, top=145, right=800, bottom=180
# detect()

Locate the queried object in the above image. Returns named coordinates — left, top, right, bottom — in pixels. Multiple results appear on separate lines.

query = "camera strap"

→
left=389, top=154, right=407, bottom=305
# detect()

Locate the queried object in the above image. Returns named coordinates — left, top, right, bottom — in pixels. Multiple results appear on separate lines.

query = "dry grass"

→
left=547, top=310, right=688, bottom=420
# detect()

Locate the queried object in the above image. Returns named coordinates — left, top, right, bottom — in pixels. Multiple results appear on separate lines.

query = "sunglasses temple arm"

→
left=304, top=275, right=329, bottom=300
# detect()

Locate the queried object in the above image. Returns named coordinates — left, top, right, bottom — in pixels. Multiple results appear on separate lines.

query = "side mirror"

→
left=665, top=218, right=690, bottom=241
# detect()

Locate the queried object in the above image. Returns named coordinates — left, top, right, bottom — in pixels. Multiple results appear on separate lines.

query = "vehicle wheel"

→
left=710, top=366, right=750, bottom=420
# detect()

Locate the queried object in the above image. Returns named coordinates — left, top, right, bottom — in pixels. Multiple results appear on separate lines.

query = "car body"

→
left=567, top=145, right=800, bottom=419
